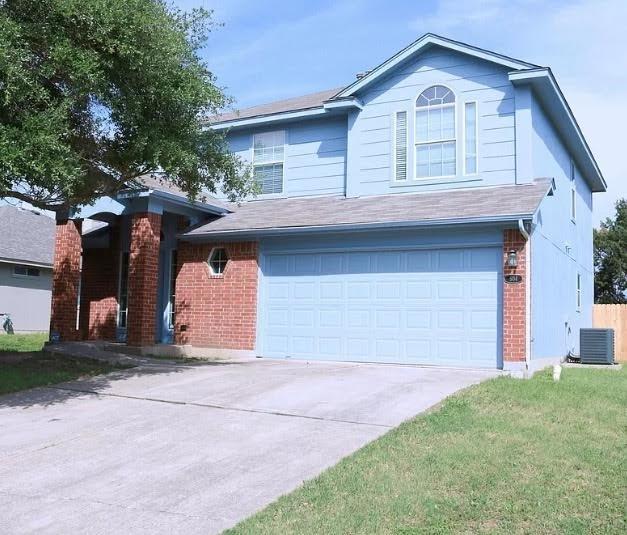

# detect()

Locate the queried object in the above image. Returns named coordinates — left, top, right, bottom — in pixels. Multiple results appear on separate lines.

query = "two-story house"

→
left=49, top=34, right=606, bottom=373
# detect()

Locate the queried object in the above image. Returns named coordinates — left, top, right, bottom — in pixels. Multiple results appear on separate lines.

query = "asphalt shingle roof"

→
left=133, top=175, right=231, bottom=212
left=0, top=205, right=55, bottom=266
left=183, top=179, right=551, bottom=239
left=211, top=87, right=343, bottom=124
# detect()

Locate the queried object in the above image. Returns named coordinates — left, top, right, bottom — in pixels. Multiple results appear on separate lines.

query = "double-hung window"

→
left=253, top=131, right=285, bottom=195
left=415, top=85, right=456, bottom=178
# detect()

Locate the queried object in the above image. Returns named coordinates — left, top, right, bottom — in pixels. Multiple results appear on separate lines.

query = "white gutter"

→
left=518, top=218, right=531, bottom=373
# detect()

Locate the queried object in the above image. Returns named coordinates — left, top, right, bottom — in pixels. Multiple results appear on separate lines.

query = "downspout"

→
left=518, top=219, right=531, bottom=374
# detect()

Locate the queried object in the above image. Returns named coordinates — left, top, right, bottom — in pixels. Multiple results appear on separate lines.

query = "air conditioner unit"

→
left=579, top=329, right=615, bottom=365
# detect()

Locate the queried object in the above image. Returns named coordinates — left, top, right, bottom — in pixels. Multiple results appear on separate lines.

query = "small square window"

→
left=13, top=265, right=40, bottom=277
left=208, top=248, right=229, bottom=275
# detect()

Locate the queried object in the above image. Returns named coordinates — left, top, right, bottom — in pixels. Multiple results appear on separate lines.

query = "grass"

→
left=0, top=353, right=127, bottom=396
left=226, top=368, right=626, bottom=535
left=0, top=332, right=48, bottom=352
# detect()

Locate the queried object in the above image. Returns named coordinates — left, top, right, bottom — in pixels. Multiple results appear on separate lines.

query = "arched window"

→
left=415, top=85, right=456, bottom=178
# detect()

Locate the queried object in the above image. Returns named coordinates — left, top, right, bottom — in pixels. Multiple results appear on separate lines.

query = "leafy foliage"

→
left=0, top=0, right=253, bottom=211
left=594, top=199, right=627, bottom=303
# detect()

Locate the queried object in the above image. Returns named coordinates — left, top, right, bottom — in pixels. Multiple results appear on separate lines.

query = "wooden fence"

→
left=592, top=304, right=627, bottom=362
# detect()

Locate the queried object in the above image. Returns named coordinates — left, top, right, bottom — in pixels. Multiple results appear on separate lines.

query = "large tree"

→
left=594, top=199, right=627, bottom=304
left=0, top=0, right=252, bottom=212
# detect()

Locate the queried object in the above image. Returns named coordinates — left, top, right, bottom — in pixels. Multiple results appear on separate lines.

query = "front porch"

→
left=48, top=181, right=228, bottom=349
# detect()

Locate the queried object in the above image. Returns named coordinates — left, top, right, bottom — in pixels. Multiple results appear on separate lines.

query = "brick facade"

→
left=50, top=219, right=83, bottom=341
left=126, top=212, right=161, bottom=346
left=79, top=226, right=120, bottom=340
left=503, top=229, right=528, bottom=362
left=175, top=241, right=258, bottom=350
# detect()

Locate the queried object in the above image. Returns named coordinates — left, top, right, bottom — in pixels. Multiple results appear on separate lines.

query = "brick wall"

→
left=503, top=229, right=528, bottom=362
left=175, top=241, right=258, bottom=350
left=50, top=219, right=82, bottom=341
left=79, top=225, right=119, bottom=340
left=126, top=212, right=161, bottom=346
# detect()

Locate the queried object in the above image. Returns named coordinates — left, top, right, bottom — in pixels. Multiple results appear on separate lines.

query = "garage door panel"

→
left=406, top=309, right=432, bottom=329
left=376, top=281, right=402, bottom=300
left=407, top=281, right=432, bottom=299
left=347, top=338, right=370, bottom=358
left=261, top=246, right=500, bottom=367
left=293, top=282, right=315, bottom=299
left=406, top=250, right=432, bottom=271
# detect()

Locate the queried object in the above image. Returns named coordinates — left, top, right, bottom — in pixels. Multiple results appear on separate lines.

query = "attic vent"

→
left=394, top=111, right=408, bottom=181
left=580, top=328, right=615, bottom=364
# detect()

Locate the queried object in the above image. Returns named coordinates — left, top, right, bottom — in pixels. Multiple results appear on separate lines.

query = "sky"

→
left=175, top=0, right=627, bottom=225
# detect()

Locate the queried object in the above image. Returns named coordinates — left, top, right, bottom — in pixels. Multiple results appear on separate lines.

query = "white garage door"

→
left=260, top=247, right=501, bottom=368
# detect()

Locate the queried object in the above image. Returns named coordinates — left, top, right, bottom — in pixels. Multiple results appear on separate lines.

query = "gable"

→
left=334, top=33, right=537, bottom=100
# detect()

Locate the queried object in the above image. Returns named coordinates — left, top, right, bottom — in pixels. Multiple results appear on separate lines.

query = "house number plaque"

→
left=504, top=274, right=522, bottom=284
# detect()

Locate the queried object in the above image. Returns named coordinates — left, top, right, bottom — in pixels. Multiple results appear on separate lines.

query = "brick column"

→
left=503, top=229, right=528, bottom=362
left=126, top=212, right=161, bottom=346
left=50, top=219, right=83, bottom=341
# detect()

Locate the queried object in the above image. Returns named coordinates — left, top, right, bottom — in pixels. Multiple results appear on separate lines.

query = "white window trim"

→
left=252, top=130, right=286, bottom=197
left=116, top=251, right=129, bottom=329
left=414, top=84, right=458, bottom=180
left=12, top=265, right=41, bottom=278
left=463, top=100, right=479, bottom=176
left=393, top=110, right=408, bottom=182
left=576, top=273, right=582, bottom=312
left=207, top=246, right=229, bottom=276
left=167, top=249, right=177, bottom=330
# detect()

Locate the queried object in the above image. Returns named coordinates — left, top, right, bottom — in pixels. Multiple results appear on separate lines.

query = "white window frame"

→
left=167, top=249, right=177, bottom=330
left=576, top=272, right=582, bottom=311
left=252, top=130, right=286, bottom=196
left=208, top=247, right=229, bottom=276
left=393, top=110, right=408, bottom=182
left=116, top=251, right=130, bottom=329
left=463, top=100, right=479, bottom=176
left=12, top=265, right=41, bottom=278
left=414, top=84, right=457, bottom=180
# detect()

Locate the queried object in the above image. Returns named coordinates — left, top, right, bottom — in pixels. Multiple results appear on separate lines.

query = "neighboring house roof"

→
left=0, top=205, right=55, bottom=267
left=182, top=180, right=551, bottom=240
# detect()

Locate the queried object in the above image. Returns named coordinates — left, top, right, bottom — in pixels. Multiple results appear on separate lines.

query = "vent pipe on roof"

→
left=356, top=70, right=372, bottom=80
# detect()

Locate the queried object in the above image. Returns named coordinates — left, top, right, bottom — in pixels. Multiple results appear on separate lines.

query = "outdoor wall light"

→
left=506, top=250, right=518, bottom=268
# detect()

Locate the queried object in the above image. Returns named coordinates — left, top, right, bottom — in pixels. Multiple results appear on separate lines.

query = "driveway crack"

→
left=47, top=386, right=393, bottom=429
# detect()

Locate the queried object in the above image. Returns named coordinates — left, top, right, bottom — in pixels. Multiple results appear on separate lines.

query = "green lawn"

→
left=0, top=332, right=48, bottom=352
left=226, top=368, right=626, bottom=535
left=0, top=353, right=126, bottom=396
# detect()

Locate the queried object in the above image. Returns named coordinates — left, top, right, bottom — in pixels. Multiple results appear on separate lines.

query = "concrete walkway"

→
left=0, top=358, right=498, bottom=534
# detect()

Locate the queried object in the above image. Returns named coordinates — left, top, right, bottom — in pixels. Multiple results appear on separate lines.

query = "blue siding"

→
left=226, top=117, right=347, bottom=198
left=347, top=47, right=517, bottom=196
left=530, top=95, right=593, bottom=359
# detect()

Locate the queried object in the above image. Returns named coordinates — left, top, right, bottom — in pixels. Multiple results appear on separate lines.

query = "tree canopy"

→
left=0, top=0, right=252, bottom=212
left=594, top=199, right=627, bottom=304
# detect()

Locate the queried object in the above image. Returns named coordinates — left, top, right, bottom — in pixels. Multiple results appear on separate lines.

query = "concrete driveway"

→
left=0, top=358, right=498, bottom=534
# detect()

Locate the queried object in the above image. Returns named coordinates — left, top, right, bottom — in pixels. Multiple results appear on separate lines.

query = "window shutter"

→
left=395, top=111, right=407, bottom=181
